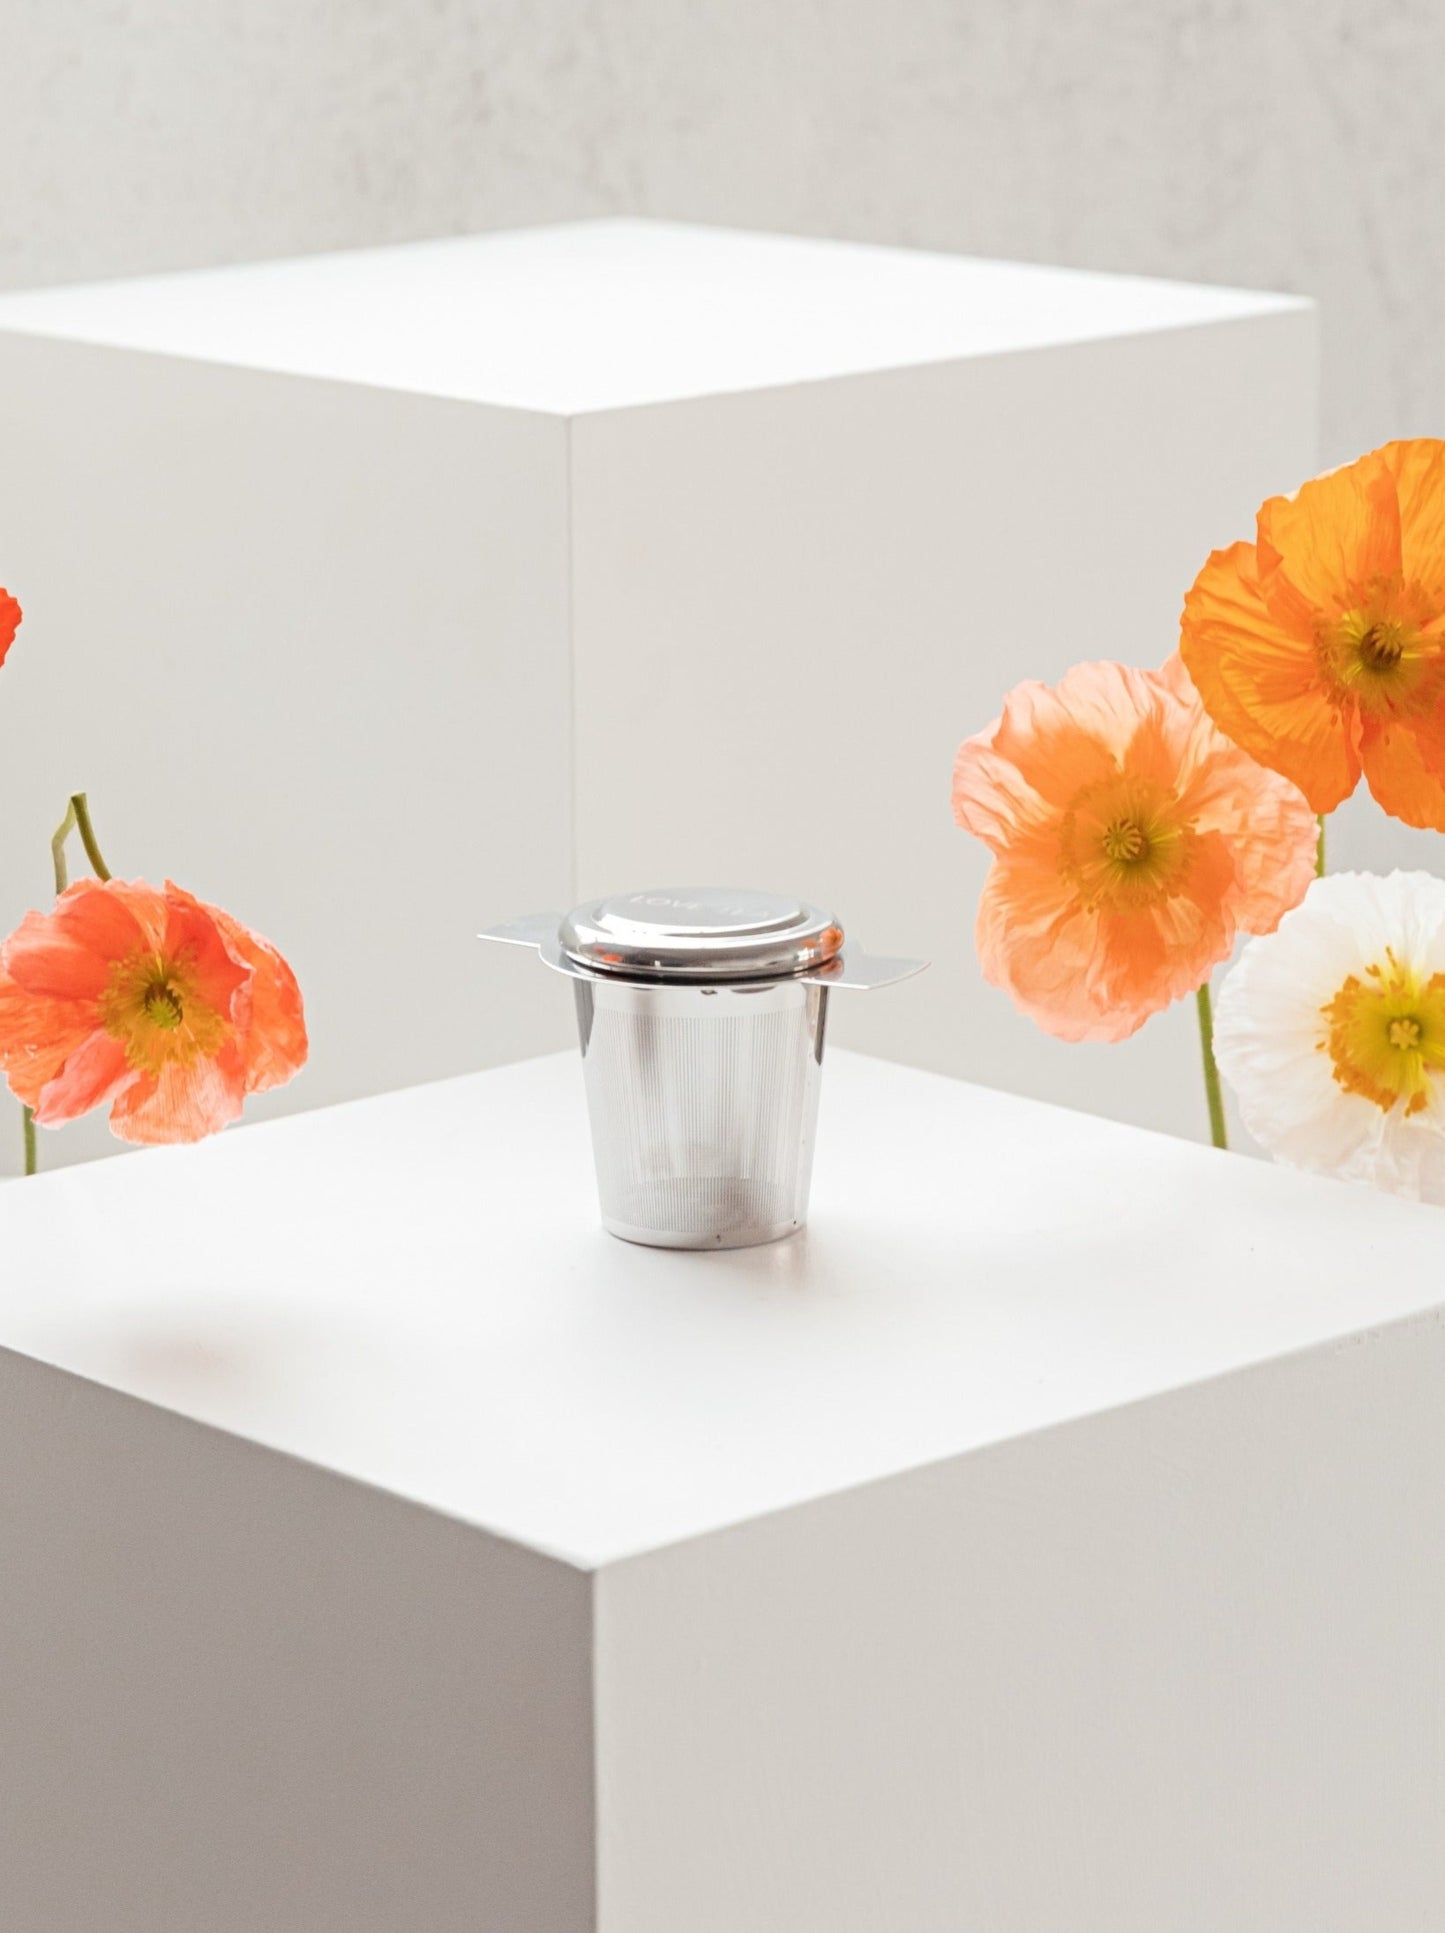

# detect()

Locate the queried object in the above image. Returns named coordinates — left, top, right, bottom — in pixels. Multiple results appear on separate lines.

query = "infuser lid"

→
left=559, top=887, right=844, bottom=981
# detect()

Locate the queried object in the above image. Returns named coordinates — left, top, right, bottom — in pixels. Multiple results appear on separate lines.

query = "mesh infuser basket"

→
left=480, top=889, right=925, bottom=1250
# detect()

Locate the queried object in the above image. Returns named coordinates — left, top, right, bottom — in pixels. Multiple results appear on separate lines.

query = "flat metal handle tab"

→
left=477, top=912, right=563, bottom=950
left=801, top=952, right=928, bottom=991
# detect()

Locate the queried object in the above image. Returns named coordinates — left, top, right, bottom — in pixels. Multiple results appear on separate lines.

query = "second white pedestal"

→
left=0, top=221, right=1316, bottom=1171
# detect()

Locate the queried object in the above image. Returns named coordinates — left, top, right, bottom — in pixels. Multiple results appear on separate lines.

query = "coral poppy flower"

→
left=1180, top=439, right=1445, bottom=827
left=0, top=587, right=20, bottom=668
left=952, top=657, right=1317, bottom=1042
left=1216, top=871, right=1445, bottom=1202
left=0, top=877, right=307, bottom=1145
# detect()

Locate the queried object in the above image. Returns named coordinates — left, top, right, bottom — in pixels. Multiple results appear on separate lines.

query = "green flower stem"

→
left=1196, top=981, right=1228, bottom=1152
left=51, top=791, right=112, bottom=894
left=1316, top=813, right=1327, bottom=879
left=25, top=791, right=115, bottom=1175
left=50, top=801, right=74, bottom=895
left=72, top=792, right=113, bottom=882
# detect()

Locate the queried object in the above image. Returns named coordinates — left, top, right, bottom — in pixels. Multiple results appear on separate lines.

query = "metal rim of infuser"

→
left=558, top=887, right=844, bottom=983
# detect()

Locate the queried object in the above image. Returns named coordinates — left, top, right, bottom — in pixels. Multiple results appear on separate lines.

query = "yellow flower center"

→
left=99, top=947, right=230, bottom=1077
left=1101, top=818, right=1148, bottom=864
left=144, top=984, right=185, bottom=1030
left=1061, top=778, right=1190, bottom=910
left=1356, top=619, right=1406, bottom=672
left=1319, top=949, right=1445, bottom=1116
left=1318, top=585, right=1441, bottom=717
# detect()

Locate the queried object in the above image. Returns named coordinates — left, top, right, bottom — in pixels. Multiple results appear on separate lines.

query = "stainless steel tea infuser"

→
left=481, top=888, right=925, bottom=1250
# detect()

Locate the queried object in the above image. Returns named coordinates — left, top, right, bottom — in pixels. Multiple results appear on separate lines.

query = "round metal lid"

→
left=559, top=887, right=844, bottom=981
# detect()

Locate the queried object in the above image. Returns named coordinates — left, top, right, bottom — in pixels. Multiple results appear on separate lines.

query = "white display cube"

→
left=0, top=221, right=1316, bottom=1172
left=0, top=1053, right=1440, bottom=1930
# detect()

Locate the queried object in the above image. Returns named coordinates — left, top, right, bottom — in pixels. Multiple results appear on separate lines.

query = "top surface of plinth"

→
left=0, top=1050, right=1440, bottom=1569
left=0, top=218, right=1306, bottom=415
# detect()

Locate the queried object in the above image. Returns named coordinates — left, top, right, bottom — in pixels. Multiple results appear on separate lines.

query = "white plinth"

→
left=0, top=220, right=1315, bottom=1170
left=1, top=1052, right=1441, bottom=1930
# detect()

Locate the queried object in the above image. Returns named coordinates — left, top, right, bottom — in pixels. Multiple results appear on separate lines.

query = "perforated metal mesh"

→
left=576, top=980, right=827, bottom=1248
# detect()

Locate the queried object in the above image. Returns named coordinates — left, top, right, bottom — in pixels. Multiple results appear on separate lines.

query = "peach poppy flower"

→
left=0, top=877, right=306, bottom=1145
left=1180, top=439, right=1445, bottom=827
left=0, top=587, right=20, bottom=668
left=952, top=657, right=1317, bottom=1042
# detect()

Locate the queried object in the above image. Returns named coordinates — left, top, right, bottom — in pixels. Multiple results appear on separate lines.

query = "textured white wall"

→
left=2, top=0, right=1439, bottom=467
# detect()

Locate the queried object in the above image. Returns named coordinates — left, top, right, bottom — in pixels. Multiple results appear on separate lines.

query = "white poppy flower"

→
left=1214, top=870, right=1445, bottom=1203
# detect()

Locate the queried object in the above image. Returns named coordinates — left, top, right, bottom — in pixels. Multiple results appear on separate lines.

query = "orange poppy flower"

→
left=952, top=657, right=1317, bottom=1042
left=0, top=587, right=20, bottom=668
left=1180, top=439, right=1445, bottom=827
left=0, top=877, right=307, bottom=1144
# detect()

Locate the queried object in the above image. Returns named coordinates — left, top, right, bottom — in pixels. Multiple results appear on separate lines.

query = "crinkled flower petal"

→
left=207, top=902, right=309, bottom=1096
left=109, top=1054, right=248, bottom=1146
left=1162, top=654, right=1318, bottom=934
left=0, top=976, right=95, bottom=1112
left=1180, top=541, right=1360, bottom=812
left=1255, top=451, right=1402, bottom=616
left=952, top=727, right=1056, bottom=857
left=991, top=662, right=1159, bottom=806
left=1379, top=439, right=1445, bottom=600
left=975, top=864, right=1115, bottom=1041
left=34, top=1030, right=136, bottom=1128
left=1359, top=703, right=1445, bottom=831
left=5, top=882, right=148, bottom=1001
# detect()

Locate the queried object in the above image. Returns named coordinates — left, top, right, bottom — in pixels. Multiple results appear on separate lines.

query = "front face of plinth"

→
left=0, top=1352, right=597, bottom=1933
left=593, top=1309, right=1445, bottom=1932
left=0, top=335, right=575, bottom=1175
